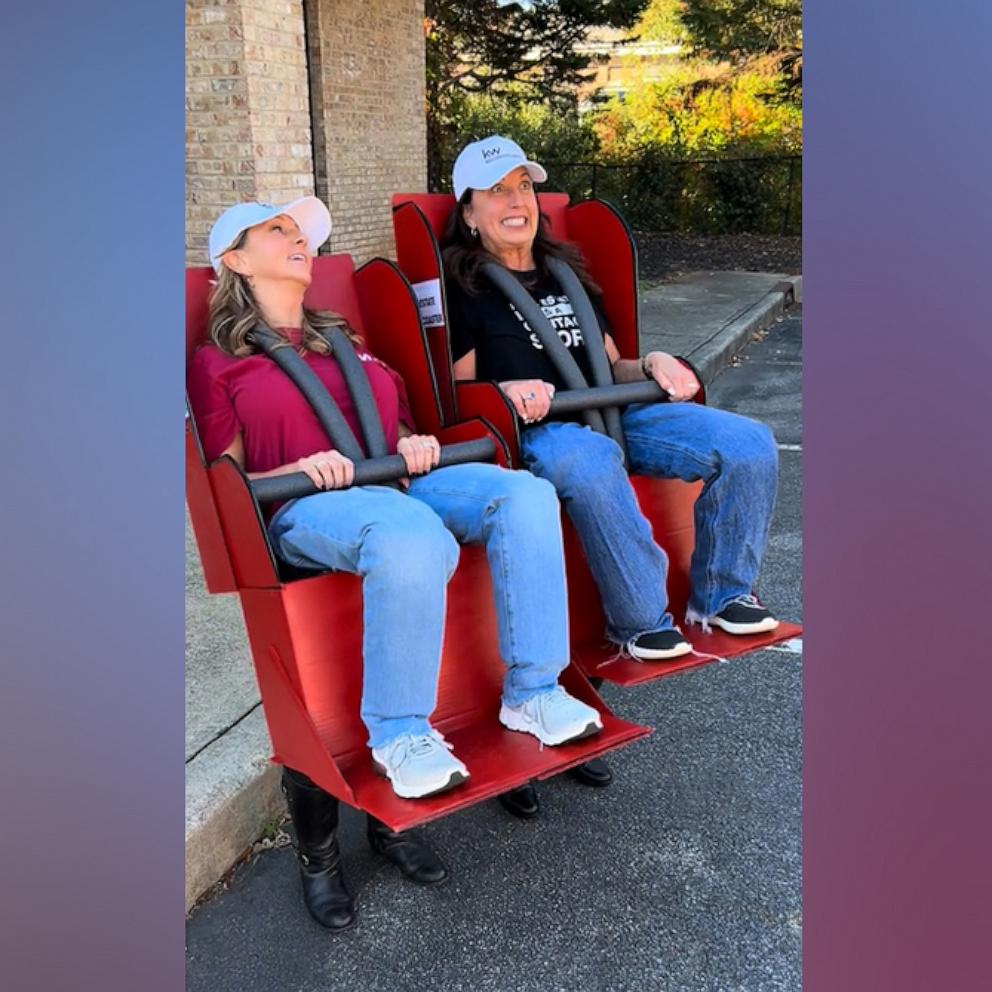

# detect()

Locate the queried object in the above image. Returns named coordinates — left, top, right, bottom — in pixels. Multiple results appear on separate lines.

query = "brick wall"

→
left=186, top=0, right=314, bottom=265
left=305, top=0, right=427, bottom=261
left=186, top=0, right=427, bottom=267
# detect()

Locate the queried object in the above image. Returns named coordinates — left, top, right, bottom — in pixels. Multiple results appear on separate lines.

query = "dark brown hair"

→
left=441, top=189, right=602, bottom=299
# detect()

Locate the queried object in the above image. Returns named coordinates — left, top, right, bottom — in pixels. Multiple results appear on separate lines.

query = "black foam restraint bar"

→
left=248, top=326, right=366, bottom=463
left=548, top=380, right=669, bottom=415
left=250, top=438, right=496, bottom=503
left=319, top=326, right=389, bottom=459
left=544, top=256, right=627, bottom=459
left=481, top=262, right=608, bottom=439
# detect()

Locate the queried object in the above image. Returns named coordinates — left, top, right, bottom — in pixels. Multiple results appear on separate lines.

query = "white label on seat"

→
left=412, top=278, right=444, bottom=328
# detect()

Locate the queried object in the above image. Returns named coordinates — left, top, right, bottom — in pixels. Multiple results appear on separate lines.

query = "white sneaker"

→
left=371, top=729, right=469, bottom=799
left=499, top=686, right=603, bottom=746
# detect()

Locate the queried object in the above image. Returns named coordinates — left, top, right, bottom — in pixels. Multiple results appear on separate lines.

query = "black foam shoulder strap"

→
left=544, top=256, right=626, bottom=459
left=480, top=262, right=606, bottom=438
left=320, top=326, right=389, bottom=459
left=481, top=261, right=630, bottom=461
left=247, top=325, right=366, bottom=463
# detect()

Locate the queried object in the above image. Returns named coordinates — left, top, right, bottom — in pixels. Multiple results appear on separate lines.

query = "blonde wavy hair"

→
left=208, top=230, right=360, bottom=357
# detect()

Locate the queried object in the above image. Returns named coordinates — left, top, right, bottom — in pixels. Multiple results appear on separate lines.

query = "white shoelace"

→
left=598, top=630, right=726, bottom=667
left=728, top=593, right=764, bottom=609
left=390, top=730, right=453, bottom=765
left=604, top=628, right=690, bottom=665
left=526, top=687, right=585, bottom=751
left=539, top=686, right=572, bottom=710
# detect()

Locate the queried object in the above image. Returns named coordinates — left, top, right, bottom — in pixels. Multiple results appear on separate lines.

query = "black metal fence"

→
left=439, top=155, right=801, bottom=236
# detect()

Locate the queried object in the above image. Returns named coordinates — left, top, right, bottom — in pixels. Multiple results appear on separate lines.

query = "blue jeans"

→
left=267, top=464, right=568, bottom=748
left=520, top=403, right=778, bottom=642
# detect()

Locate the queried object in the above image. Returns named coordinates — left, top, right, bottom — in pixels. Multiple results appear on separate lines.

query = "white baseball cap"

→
left=208, top=196, right=332, bottom=272
left=451, top=135, right=548, bottom=201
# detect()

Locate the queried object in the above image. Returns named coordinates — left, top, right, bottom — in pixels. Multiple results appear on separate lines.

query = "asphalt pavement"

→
left=185, top=309, right=804, bottom=992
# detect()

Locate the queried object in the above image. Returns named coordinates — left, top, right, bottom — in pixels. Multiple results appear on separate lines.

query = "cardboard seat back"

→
left=186, top=252, right=650, bottom=829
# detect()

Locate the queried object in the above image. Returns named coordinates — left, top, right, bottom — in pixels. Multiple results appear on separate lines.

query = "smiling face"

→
left=462, top=166, right=539, bottom=265
left=220, top=213, right=313, bottom=289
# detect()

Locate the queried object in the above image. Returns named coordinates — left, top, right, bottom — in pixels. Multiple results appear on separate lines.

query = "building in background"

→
left=576, top=26, right=682, bottom=109
left=186, top=0, right=427, bottom=266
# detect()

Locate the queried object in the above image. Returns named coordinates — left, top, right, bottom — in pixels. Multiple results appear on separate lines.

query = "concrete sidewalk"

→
left=184, top=270, right=800, bottom=912
left=640, top=271, right=800, bottom=383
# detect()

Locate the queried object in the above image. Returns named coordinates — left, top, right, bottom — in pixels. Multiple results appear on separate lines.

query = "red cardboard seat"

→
left=185, top=254, right=650, bottom=831
left=391, top=194, right=801, bottom=685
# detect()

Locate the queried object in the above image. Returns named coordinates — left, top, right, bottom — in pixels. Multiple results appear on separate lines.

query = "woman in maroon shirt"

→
left=188, top=197, right=604, bottom=931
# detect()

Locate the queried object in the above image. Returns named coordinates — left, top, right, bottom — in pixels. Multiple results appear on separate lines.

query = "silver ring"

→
left=523, top=391, right=537, bottom=401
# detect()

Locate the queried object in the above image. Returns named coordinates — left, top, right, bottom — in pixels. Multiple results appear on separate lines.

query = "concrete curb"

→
left=185, top=707, right=285, bottom=913
left=686, top=277, right=799, bottom=384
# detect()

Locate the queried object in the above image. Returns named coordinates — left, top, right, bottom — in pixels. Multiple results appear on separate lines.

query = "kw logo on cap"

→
left=481, top=145, right=503, bottom=162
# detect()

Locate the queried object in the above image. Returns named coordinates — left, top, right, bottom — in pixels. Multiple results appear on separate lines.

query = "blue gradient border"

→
left=0, top=2, right=185, bottom=990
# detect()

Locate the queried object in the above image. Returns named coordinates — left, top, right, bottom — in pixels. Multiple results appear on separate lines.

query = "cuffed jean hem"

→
left=501, top=677, right=565, bottom=710
left=365, top=717, right=435, bottom=751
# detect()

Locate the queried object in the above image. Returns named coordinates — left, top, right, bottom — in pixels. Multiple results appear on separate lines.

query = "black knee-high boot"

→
left=281, top=768, right=356, bottom=931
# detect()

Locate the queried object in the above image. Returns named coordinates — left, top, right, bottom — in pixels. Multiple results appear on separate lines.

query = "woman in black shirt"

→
left=442, top=137, right=781, bottom=814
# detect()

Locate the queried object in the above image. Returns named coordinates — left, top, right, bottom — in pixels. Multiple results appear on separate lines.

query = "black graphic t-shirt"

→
left=446, top=270, right=611, bottom=401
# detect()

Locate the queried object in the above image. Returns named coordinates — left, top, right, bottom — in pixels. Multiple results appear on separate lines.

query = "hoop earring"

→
left=470, top=227, right=479, bottom=239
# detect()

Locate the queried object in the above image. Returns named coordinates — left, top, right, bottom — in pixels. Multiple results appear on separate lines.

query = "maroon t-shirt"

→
left=186, top=328, right=416, bottom=472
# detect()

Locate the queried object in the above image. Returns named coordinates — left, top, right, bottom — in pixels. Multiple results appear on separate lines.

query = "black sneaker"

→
left=627, top=628, right=692, bottom=661
left=711, top=595, right=779, bottom=635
